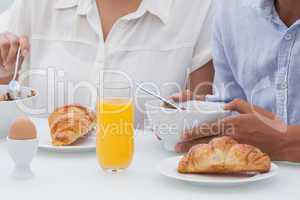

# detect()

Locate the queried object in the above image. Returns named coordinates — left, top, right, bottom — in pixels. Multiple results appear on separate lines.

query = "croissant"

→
left=48, top=104, right=96, bottom=146
left=178, top=136, right=271, bottom=174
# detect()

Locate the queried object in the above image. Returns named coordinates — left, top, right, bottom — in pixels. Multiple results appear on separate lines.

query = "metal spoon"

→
left=8, top=47, right=22, bottom=100
left=136, top=82, right=185, bottom=111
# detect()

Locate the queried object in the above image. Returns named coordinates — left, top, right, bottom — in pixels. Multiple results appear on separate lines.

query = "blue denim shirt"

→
left=206, top=0, right=300, bottom=125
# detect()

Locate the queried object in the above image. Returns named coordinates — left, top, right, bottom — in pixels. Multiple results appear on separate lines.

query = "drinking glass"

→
left=96, top=82, right=134, bottom=172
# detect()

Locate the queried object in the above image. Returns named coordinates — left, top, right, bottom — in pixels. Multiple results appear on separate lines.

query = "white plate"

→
left=275, top=161, right=300, bottom=166
left=31, top=118, right=96, bottom=153
left=157, top=156, right=279, bottom=187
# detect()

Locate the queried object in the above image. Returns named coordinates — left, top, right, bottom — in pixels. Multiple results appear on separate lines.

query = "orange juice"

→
left=96, top=98, right=134, bottom=171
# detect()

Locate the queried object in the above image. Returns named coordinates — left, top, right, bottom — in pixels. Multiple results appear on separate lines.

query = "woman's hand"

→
left=0, top=32, right=30, bottom=73
left=176, top=99, right=287, bottom=160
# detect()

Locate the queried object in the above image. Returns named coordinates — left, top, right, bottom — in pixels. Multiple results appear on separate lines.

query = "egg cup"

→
left=6, top=137, right=38, bottom=179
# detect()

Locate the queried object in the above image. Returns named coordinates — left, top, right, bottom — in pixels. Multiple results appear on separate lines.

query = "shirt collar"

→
left=138, top=0, right=173, bottom=24
left=55, top=0, right=93, bottom=15
left=243, top=0, right=275, bottom=16
left=55, top=0, right=173, bottom=24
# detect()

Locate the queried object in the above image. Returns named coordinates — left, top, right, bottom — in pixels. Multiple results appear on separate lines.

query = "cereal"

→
left=0, top=90, right=36, bottom=102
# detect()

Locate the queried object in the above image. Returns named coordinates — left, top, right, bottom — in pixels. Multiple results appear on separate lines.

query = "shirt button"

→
left=284, top=34, right=293, bottom=40
left=277, top=82, right=288, bottom=90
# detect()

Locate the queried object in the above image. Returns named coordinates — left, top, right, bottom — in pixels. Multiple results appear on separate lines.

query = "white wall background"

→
left=0, top=0, right=13, bottom=13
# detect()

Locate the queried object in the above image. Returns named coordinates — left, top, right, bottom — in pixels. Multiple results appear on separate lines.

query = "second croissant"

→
left=178, top=137, right=271, bottom=174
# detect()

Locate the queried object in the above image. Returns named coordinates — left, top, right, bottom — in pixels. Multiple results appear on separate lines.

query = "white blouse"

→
left=0, top=0, right=213, bottom=126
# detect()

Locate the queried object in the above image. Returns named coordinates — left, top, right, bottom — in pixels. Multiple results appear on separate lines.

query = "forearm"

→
left=187, top=60, right=214, bottom=96
left=278, top=125, right=300, bottom=162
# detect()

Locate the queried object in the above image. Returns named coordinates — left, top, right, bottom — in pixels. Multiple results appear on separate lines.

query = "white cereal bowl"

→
left=146, top=100, right=231, bottom=152
left=0, top=85, right=38, bottom=138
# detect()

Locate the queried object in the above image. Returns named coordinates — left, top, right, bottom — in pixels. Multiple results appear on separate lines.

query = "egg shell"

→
left=9, top=117, right=37, bottom=140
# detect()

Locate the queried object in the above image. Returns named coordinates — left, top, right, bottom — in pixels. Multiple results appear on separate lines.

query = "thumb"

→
left=170, top=90, right=193, bottom=102
left=19, top=36, right=30, bottom=57
left=170, top=90, right=205, bottom=102
left=224, top=99, right=276, bottom=119
left=224, top=99, right=252, bottom=114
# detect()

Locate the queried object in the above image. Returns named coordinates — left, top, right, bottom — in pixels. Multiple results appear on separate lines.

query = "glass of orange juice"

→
left=96, top=82, right=134, bottom=172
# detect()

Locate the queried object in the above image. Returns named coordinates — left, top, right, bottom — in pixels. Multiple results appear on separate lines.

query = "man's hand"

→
left=170, top=90, right=205, bottom=102
left=0, top=32, right=30, bottom=74
left=176, top=99, right=287, bottom=160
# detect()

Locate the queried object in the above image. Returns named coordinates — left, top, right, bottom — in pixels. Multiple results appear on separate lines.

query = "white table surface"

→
left=0, top=129, right=300, bottom=200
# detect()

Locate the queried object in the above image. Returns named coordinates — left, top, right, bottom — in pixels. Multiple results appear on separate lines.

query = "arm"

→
left=222, top=100, right=300, bottom=162
left=280, top=126, right=300, bottom=162
left=205, top=3, right=246, bottom=103
left=188, top=60, right=214, bottom=96
left=186, top=1, right=214, bottom=96
left=179, top=98, right=300, bottom=162
left=0, top=8, right=13, bottom=83
left=174, top=2, right=246, bottom=103
left=0, top=0, right=30, bottom=84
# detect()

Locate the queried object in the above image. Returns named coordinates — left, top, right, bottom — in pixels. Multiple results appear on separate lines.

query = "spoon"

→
left=136, top=82, right=185, bottom=111
left=8, top=47, right=22, bottom=100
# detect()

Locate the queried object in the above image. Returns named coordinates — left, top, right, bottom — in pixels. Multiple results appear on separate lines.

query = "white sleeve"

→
left=190, top=2, right=214, bottom=72
left=0, top=0, right=31, bottom=35
left=0, top=7, right=12, bottom=33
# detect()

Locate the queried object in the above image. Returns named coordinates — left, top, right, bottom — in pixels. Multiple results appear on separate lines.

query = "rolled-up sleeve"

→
left=190, top=1, right=213, bottom=72
left=205, top=2, right=246, bottom=103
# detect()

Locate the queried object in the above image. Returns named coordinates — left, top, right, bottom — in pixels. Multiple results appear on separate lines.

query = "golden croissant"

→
left=178, top=137, right=271, bottom=174
left=48, top=104, right=96, bottom=146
